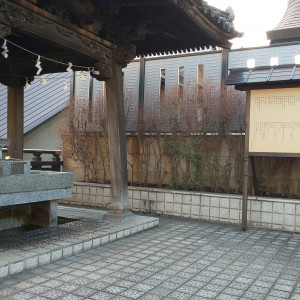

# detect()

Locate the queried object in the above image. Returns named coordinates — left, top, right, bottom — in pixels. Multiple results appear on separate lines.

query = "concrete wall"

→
left=64, top=182, right=300, bottom=233
left=23, top=115, right=62, bottom=161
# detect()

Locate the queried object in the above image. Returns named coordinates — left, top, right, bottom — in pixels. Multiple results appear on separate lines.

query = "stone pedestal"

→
left=0, top=200, right=58, bottom=231
left=104, top=205, right=135, bottom=222
left=31, top=200, right=58, bottom=227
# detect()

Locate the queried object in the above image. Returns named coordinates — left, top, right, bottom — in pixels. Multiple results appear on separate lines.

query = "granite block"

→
left=101, top=235, right=109, bottom=245
left=0, top=265, right=9, bottom=279
left=39, top=253, right=51, bottom=266
left=93, top=238, right=101, bottom=248
left=73, top=243, right=83, bottom=254
left=63, top=246, right=73, bottom=258
left=124, top=229, right=131, bottom=237
left=117, top=231, right=124, bottom=239
left=51, top=249, right=62, bottom=262
left=10, top=261, right=24, bottom=275
left=83, top=240, right=92, bottom=251
left=0, top=171, right=73, bottom=194
left=24, top=257, right=38, bottom=270
left=0, top=188, right=72, bottom=207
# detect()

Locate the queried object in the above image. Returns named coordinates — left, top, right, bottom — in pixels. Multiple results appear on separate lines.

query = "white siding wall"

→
left=229, top=44, right=300, bottom=69
left=73, top=43, right=300, bottom=115
left=181, top=53, right=222, bottom=84
left=93, top=78, right=104, bottom=100
left=74, top=72, right=90, bottom=106
left=143, top=52, right=222, bottom=108
left=123, top=61, right=140, bottom=97
left=74, top=62, right=140, bottom=103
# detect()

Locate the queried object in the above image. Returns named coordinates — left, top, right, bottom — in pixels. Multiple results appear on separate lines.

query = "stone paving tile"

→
left=2, top=216, right=300, bottom=299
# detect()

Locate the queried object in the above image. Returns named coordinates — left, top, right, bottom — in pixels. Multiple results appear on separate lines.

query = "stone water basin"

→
left=0, top=160, right=73, bottom=231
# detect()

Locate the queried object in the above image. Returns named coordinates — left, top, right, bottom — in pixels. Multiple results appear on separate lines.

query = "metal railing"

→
left=2, top=149, right=63, bottom=172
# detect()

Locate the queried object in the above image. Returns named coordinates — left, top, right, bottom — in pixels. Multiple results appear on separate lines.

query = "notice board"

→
left=249, top=88, right=300, bottom=156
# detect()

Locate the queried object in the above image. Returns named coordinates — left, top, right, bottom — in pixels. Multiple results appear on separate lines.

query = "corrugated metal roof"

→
left=226, top=65, right=300, bottom=90
left=0, top=73, right=70, bottom=138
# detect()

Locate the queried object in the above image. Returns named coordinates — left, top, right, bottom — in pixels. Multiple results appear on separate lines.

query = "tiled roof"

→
left=0, top=73, right=70, bottom=138
left=267, top=0, right=300, bottom=44
left=274, top=0, right=300, bottom=30
left=226, top=65, right=300, bottom=90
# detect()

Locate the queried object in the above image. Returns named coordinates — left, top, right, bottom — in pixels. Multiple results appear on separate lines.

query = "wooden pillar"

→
left=242, top=90, right=251, bottom=231
left=105, top=50, right=133, bottom=221
left=7, top=86, right=24, bottom=160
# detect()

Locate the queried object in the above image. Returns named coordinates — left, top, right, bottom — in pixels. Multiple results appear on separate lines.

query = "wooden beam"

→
left=7, top=85, right=24, bottom=159
left=249, top=152, right=300, bottom=157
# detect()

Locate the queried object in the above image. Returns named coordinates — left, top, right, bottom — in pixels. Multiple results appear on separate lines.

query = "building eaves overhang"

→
left=35, top=0, right=242, bottom=55
left=226, top=65, right=300, bottom=90
left=0, top=0, right=242, bottom=86
left=267, top=27, right=300, bottom=44
left=96, top=0, right=242, bottom=54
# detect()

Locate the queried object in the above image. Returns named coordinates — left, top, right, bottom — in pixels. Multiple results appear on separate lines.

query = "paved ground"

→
left=0, top=206, right=158, bottom=279
left=1, top=216, right=300, bottom=300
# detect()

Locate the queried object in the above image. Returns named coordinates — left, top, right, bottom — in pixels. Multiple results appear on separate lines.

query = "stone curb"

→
left=0, top=217, right=159, bottom=279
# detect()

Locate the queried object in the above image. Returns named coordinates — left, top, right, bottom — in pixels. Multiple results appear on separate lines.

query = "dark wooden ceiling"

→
left=34, top=0, right=241, bottom=55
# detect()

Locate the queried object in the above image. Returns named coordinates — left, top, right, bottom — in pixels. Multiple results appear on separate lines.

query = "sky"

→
left=206, top=0, right=289, bottom=49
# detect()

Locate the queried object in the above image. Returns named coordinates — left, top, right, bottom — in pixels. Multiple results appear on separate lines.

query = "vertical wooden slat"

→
left=7, top=86, right=24, bottom=159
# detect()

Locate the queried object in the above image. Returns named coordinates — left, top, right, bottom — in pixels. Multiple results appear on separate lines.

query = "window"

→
left=247, top=58, right=255, bottom=69
left=270, top=57, right=279, bottom=66
left=178, top=66, right=184, bottom=101
left=197, top=65, right=204, bottom=121
left=160, top=68, right=166, bottom=101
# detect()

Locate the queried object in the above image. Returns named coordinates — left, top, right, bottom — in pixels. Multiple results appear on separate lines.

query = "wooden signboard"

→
left=249, top=88, right=300, bottom=157
left=241, top=87, right=300, bottom=231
